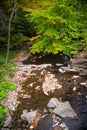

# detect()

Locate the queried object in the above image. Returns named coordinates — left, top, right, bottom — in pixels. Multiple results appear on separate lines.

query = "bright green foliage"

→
left=0, top=51, right=17, bottom=126
left=0, top=106, right=9, bottom=126
left=0, top=81, right=16, bottom=101
left=79, top=2, right=87, bottom=51
left=0, top=81, right=16, bottom=126
left=26, top=0, right=87, bottom=56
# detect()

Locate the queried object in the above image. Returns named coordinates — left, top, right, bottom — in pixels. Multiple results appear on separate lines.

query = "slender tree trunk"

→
left=5, top=0, right=17, bottom=64
left=6, top=21, right=11, bottom=64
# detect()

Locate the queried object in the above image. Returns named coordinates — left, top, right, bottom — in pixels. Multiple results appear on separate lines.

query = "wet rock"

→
left=62, top=55, right=70, bottom=66
left=38, top=64, right=52, bottom=69
left=61, top=116, right=83, bottom=130
left=30, top=125, right=34, bottom=130
left=72, top=75, right=80, bottom=79
left=55, top=63, right=63, bottom=67
left=3, top=115, right=11, bottom=128
left=79, top=70, right=87, bottom=76
left=8, top=105, right=15, bottom=111
left=60, top=67, right=78, bottom=73
left=21, top=110, right=37, bottom=123
left=29, top=83, right=34, bottom=87
left=58, top=68, right=66, bottom=73
left=36, top=114, right=62, bottom=130
left=47, top=98, right=77, bottom=118
left=37, top=98, right=83, bottom=130
left=80, top=114, right=87, bottom=129
left=73, top=87, right=77, bottom=91
left=80, top=81, right=87, bottom=87
left=35, top=112, right=83, bottom=130
left=47, top=98, right=61, bottom=108
left=23, top=94, right=31, bottom=99
left=70, top=51, right=87, bottom=76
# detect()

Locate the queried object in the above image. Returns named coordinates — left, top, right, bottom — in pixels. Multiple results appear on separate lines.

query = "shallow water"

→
left=9, top=54, right=87, bottom=129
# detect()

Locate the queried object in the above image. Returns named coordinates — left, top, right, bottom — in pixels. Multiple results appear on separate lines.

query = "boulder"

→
left=36, top=98, right=83, bottom=130
left=47, top=98, right=77, bottom=118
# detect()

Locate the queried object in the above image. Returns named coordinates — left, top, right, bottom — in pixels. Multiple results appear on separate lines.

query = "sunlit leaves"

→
left=26, top=0, right=87, bottom=56
left=0, top=81, right=16, bottom=101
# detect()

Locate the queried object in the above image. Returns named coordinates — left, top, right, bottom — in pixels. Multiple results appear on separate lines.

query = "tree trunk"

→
left=5, top=0, right=17, bottom=64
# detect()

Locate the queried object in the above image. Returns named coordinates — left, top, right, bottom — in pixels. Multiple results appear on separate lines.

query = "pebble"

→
left=8, top=105, right=15, bottom=111
left=80, top=82, right=87, bottom=87
left=23, top=94, right=31, bottom=99
left=30, top=125, right=34, bottom=130
left=29, top=83, right=34, bottom=87
left=35, top=86, right=40, bottom=90
left=72, top=75, right=80, bottom=79
left=73, top=87, right=76, bottom=91
left=60, top=123, right=68, bottom=129
left=59, top=68, right=66, bottom=73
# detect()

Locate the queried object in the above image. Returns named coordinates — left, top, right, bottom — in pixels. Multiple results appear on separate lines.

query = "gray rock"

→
left=47, top=98, right=61, bottom=108
left=21, top=109, right=37, bottom=123
left=47, top=98, right=77, bottom=118
left=61, top=67, right=78, bottom=73
left=55, top=63, right=63, bottom=67
left=3, top=115, right=11, bottom=127
left=80, top=81, right=87, bottom=87
left=8, top=105, right=15, bottom=111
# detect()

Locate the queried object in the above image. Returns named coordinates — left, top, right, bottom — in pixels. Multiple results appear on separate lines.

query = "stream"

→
left=3, top=52, right=87, bottom=130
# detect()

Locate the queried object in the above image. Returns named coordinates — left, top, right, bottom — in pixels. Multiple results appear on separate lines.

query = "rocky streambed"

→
left=2, top=51, right=87, bottom=130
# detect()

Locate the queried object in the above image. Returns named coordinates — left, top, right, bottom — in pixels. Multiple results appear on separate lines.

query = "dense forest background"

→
left=0, top=0, right=87, bottom=126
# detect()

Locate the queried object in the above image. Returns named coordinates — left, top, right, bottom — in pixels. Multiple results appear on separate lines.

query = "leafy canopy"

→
left=26, top=0, right=87, bottom=56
